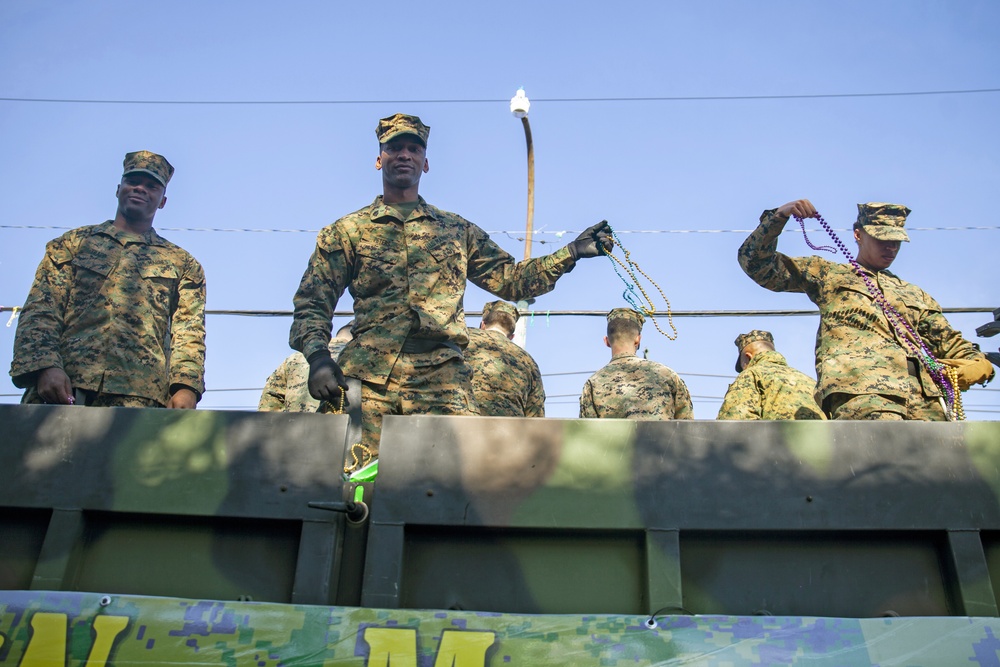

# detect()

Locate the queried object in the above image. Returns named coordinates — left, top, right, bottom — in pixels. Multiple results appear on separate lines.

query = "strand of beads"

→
left=794, top=213, right=957, bottom=416
left=601, top=226, right=679, bottom=340
left=796, top=216, right=837, bottom=253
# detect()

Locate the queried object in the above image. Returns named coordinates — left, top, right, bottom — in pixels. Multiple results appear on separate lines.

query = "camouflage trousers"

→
left=22, top=386, right=163, bottom=408
left=823, top=374, right=948, bottom=421
left=348, top=354, right=479, bottom=472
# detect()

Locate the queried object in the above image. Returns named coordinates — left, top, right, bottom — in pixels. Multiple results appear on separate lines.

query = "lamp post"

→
left=510, top=88, right=534, bottom=349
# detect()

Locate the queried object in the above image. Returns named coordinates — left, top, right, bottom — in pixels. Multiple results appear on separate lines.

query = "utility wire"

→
left=2, top=224, right=997, bottom=235
left=2, top=88, right=998, bottom=105
left=2, top=306, right=995, bottom=318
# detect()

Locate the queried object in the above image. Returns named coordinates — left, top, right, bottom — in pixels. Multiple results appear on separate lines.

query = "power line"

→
left=2, top=224, right=997, bottom=235
left=1, top=88, right=998, bottom=106
left=2, top=306, right=995, bottom=319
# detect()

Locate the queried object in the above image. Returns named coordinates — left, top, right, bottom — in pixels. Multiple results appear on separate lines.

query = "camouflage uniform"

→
left=258, top=339, right=349, bottom=412
left=579, top=353, right=693, bottom=420
left=580, top=309, right=693, bottom=420
left=291, top=117, right=578, bottom=458
left=718, top=350, right=825, bottom=420
left=10, top=221, right=206, bottom=407
left=739, top=207, right=983, bottom=420
left=466, top=328, right=546, bottom=417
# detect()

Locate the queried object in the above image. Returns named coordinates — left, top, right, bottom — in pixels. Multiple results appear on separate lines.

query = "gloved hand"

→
left=567, top=220, right=614, bottom=260
left=307, top=351, right=350, bottom=406
left=940, top=356, right=995, bottom=391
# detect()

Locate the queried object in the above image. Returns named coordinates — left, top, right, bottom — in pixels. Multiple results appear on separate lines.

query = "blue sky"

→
left=1, top=1, right=997, bottom=418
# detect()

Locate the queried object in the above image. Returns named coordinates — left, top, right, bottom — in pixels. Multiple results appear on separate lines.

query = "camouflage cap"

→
left=734, top=330, right=774, bottom=372
left=482, top=300, right=519, bottom=323
left=376, top=113, right=430, bottom=146
left=607, top=308, right=645, bottom=328
left=856, top=202, right=911, bottom=242
left=123, top=150, right=174, bottom=187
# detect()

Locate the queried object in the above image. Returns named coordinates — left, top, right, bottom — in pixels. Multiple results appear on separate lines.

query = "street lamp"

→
left=510, top=88, right=534, bottom=348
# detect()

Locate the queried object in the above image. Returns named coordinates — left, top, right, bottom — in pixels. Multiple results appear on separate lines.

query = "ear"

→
left=375, top=155, right=382, bottom=171
left=115, top=184, right=121, bottom=198
left=634, top=333, right=642, bottom=350
left=422, top=158, right=430, bottom=173
left=479, top=321, right=487, bottom=330
left=158, top=195, right=167, bottom=210
left=604, top=335, right=611, bottom=348
left=853, top=227, right=862, bottom=243
left=506, top=332, right=514, bottom=340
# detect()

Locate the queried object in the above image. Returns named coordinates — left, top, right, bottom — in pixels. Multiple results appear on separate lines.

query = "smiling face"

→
left=376, top=135, right=429, bottom=200
left=854, top=226, right=901, bottom=271
left=115, top=172, right=166, bottom=224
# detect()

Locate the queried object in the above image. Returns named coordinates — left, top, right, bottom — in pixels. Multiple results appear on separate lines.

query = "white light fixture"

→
left=510, top=88, right=530, bottom=118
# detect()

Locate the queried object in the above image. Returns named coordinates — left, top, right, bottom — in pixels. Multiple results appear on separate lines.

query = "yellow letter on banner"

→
left=83, top=615, right=130, bottom=667
left=363, top=627, right=417, bottom=667
left=432, top=630, right=495, bottom=667
left=20, top=612, right=67, bottom=666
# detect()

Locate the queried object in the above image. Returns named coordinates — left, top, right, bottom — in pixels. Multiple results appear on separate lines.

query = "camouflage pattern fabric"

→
left=738, top=210, right=983, bottom=420
left=290, top=195, right=576, bottom=384
left=355, top=354, right=479, bottom=468
left=10, top=221, right=206, bottom=405
left=717, top=349, right=826, bottom=420
left=5, top=591, right=1000, bottom=666
left=825, top=381, right=947, bottom=421
left=579, top=353, right=693, bottom=420
left=465, top=328, right=545, bottom=417
left=258, top=339, right=349, bottom=412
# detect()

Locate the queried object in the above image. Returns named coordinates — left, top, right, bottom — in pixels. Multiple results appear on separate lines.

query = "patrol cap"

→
left=482, top=300, right=519, bottom=323
left=607, top=308, right=645, bottom=328
left=734, top=329, right=774, bottom=372
left=856, top=202, right=911, bottom=242
left=123, top=150, right=174, bottom=187
left=376, top=113, right=430, bottom=146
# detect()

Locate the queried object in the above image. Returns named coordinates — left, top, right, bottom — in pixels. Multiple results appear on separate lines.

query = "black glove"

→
left=567, top=220, right=613, bottom=260
left=307, top=350, right=350, bottom=406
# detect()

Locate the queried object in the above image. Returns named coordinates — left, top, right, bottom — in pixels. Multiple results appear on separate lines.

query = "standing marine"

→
left=579, top=308, right=693, bottom=420
left=717, top=330, right=825, bottom=420
left=9, top=151, right=206, bottom=408
left=739, top=199, right=993, bottom=420
left=259, top=320, right=355, bottom=412
left=291, top=114, right=611, bottom=469
left=465, top=300, right=545, bottom=417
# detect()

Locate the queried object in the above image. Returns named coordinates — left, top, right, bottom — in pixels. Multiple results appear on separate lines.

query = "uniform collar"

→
left=743, top=349, right=787, bottom=370
left=369, top=195, right=436, bottom=223
left=94, top=220, right=165, bottom=246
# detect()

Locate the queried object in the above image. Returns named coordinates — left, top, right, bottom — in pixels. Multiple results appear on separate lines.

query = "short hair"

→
left=482, top=310, right=517, bottom=336
left=607, top=317, right=641, bottom=345
left=335, top=322, right=355, bottom=339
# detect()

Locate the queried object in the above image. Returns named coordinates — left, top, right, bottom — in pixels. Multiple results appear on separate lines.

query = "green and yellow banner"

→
left=2, top=591, right=999, bottom=665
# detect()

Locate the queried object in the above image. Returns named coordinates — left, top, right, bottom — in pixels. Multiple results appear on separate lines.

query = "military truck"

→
left=2, top=404, right=1000, bottom=665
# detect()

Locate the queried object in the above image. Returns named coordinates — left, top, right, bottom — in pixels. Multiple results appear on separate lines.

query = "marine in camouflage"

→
left=258, top=339, right=350, bottom=412
left=10, top=220, right=206, bottom=406
left=465, top=321, right=545, bottom=418
left=579, top=354, right=693, bottom=420
left=289, top=195, right=577, bottom=383
left=291, top=196, right=576, bottom=460
left=717, top=349, right=825, bottom=420
left=579, top=308, right=692, bottom=420
left=738, top=208, right=985, bottom=420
